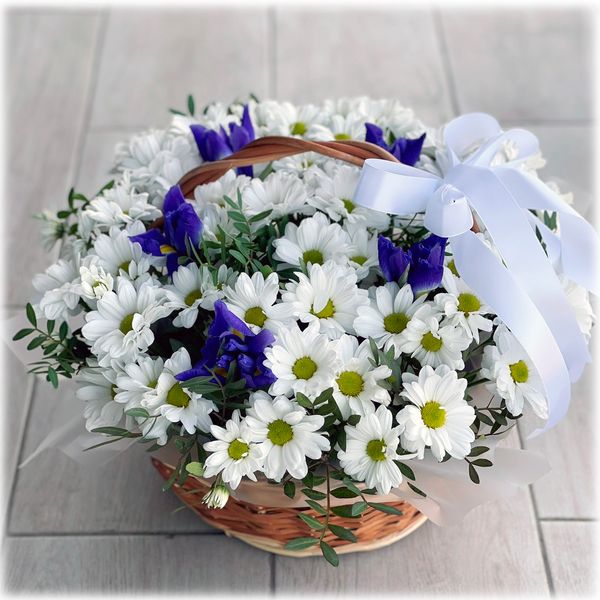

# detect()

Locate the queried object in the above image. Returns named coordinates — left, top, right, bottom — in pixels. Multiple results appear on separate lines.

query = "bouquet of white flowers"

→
left=15, top=95, right=596, bottom=565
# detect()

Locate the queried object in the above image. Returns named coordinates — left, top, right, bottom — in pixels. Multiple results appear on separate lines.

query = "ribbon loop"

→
left=424, top=183, right=473, bottom=238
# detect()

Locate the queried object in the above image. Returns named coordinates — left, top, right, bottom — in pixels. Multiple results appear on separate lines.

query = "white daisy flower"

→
left=81, top=278, right=171, bottom=367
left=193, top=170, right=251, bottom=211
left=560, top=274, right=595, bottom=338
left=397, top=365, right=475, bottom=461
left=165, top=263, right=234, bottom=328
left=35, top=210, right=64, bottom=251
left=281, top=262, right=369, bottom=339
left=264, top=321, right=340, bottom=397
left=196, top=203, right=238, bottom=244
left=242, top=171, right=311, bottom=222
left=33, top=256, right=82, bottom=322
left=114, top=355, right=164, bottom=410
left=332, top=336, right=392, bottom=419
left=310, top=113, right=367, bottom=141
left=244, top=392, right=330, bottom=481
left=203, top=410, right=264, bottom=489
left=344, top=224, right=379, bottom=281
left=308, top=163, right=391, bottom=231
left=337, top=405, right=406, bottom=495
left=481, top=325, right=547, bottom=419
left=434, top=271, right=493, bottom=343
left=224, top=271, right=293, bottom=333
left=398, top=311, right=470, bottom=370
left=143, top=347, right=216, bottom=437
left=91, top=226, right=151, bottom=280
left=253, top=100, right=327, bottom=138
left=273, top=211, right=351, bottom=268
left=353, top=282, right=429, bottom=359
left=79, top=262, right=114, bottom=301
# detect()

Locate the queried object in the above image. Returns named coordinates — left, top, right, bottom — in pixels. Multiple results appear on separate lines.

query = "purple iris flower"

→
left=407, top=234, right=447, bottom=296
left=365, top=123, right=426, bottom=167
left=190, top=104, right=255, bottom=177
left=129, top=185, right=202, bottom=275
left=176, top=301, right=275, bottom=390
left=378, top=236, right=411, bottom=282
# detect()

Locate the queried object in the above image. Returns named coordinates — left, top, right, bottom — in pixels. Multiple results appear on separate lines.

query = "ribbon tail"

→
left=451, top=232, right=571, bottom=437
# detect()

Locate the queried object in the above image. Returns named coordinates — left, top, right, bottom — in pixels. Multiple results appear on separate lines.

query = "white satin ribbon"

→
left=353, top=113, right=598, bottom=436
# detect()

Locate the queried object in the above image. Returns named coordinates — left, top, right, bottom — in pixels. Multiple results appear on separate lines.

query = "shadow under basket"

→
left=152, top=457, right=428, bottom=557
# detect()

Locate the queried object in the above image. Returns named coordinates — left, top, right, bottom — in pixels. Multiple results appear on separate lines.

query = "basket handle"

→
left=177, top=136, right=399, bottom=197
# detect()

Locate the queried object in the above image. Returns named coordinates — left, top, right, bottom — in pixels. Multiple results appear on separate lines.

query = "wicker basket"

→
left=151, top=135, right=428, bottom=556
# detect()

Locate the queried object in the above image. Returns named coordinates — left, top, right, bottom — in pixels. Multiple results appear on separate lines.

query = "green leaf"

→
left=187, top=94, right=195, bottom=116
left=230, top=250, right=247, bottom=265
left=336, top=427, right=346, bottom=452
left=468, top=463, right=480, bottom=484
left=367, top=502, right=403, bottom=516
left=169, top=108, right=186, bottom=116
left=26, top=303, right=37, bottom=327
left=185, top=462, right=205, bottom=477
left=46, top=320, right=55, bottom=335
left=26, top=336, right=45, bottom=350
left=91, top=427, right=134, bottom=437
left=12, top=328, right=34, bottom=341
left=394, top=461, right=416, bottom=481
left=248, top=209, right=272, bottom=223
left=46, top=367, right=59, bottom=388
left=346, top=414, right=361, bottom=426
left=342, top=478, right=362, bottom=497
left=305, top=499, right=327, bottom=515
left=331, top=501, right=367, bottom=518
left=284, top=481, right=296, bottom=499
left=125, top=407, right=150, bottom=419
left=330, top=486, right=359, bottom=499
left=328, top=524, right=357, bottom=543
left=295, top=392, right=313, bottom=410
left=284, top=537, right=319, bottom=551
left=407, top=482, right=427, bottom=497
left=59, top=321, right=69, bottom=340
left=298, top=513, right=324, bottom=530
left=233, top=221, right=251, bottom=235
left=301, top=488, right=326, bottom=501
left=320, top=541, right=339, bottom=567
left=468, top=446, right=489, bottom=457
left=476, top=411, right=494, bottom=426
left=302, top=472, right=314, bottom=489
left=471, top=458, right=493, bottom=468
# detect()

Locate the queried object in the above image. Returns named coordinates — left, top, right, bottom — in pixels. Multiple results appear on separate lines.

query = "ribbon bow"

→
left=353, top=113, right=598, bottom=435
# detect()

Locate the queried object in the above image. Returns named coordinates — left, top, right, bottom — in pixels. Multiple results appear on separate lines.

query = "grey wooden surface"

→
left=2, top=6, right=596, bottom=595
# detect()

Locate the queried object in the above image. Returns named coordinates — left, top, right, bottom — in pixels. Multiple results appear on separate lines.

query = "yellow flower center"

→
left=351, top=255, right=367, bottom=265
left=228, top=439, right=250, bottom=460
left=166, top=383, right=190, bottom=408
left=421, top=332, right=443, bottom=352
left=292, top=357, right=317, bottom=380
left=509, top=360, right=529, bottom=383
left=336, top=371, right=364, bottom=397
left=244, top=306, right=267, bottom=327
left=267, top=419, right=294, bottom=446
left=184, top=289, right=203, bottom=306
left=291, top=122, right=307, bottom=136
left=447, top=259, right=459, bottom=276
left=342, top=198, right=355, bottom=213
left=311, top=299, right=335, bottom=319
left=119, top=313, right=135, bottom=334
left=457, top=292, right=481, bottom=316
left=421, top=401, right=446, bottom=429
left=366, top=439, right=387, bottom=462
left=383, top=312, right=409, bottom=334
left=118, top=261, right=130, bottom=272
left=335, top=133, right=352, bottom=140
left=302, top=249, right=324, bottom=265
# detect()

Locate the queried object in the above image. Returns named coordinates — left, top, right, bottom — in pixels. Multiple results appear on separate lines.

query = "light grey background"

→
left=2, top=6, right=596, bottom=595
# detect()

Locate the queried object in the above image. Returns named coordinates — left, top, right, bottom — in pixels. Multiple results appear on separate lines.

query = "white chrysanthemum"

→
left=398, top=311, right=470, bottom=370
left=264, top=321, right=340, bottom=397
left=397, top=365, right=475, bottom=461
left=308, top=164, right=391, bottom=231
left=252, top=100, right=328, bottom=138
left=114, top=355, right=164, bottom=410
left=481, top=325, right=547, bottom=419
left=344, top=224, right=379, bottom=281
left=281, top=262, right=369, bottom=338
left=196, top=203, right=238, bottom=243
left=224, top=271, right=293, bottom=333
left=560, top=274, right=595, bottom=338
left=35, top=210, right=64, bottom=251
left=273, top=211, right=351, bottom=268
left=242, top=171, right=311, bottom=221
left=76, top=365, right=128, bottom=432
left=79, top=262, right=114, bottom=301
left=33, top=255, right=82, bottom=322
left=83, top=173, right=161, bottom=231
left=434, top=271, right=493, bottom=343
left=165, top=263, right=234, bottom=328
left=81, top=278, right=171, bottom=366
left=310, top=113, right=368, bottom=142
left=244, top=392, right=330, bottom=481
left=143, top=348, right=216, bottom=438
left=91, top=226, right=151, bottom=280
left=331, top=336, right=391, bottom=419
left=353, top=283, right=429, bottom=358
left=203, top=410, right=264, bottom=489
left=337, top=405, right=406, bottom=495
left=193, top=170, right=251, bottom=211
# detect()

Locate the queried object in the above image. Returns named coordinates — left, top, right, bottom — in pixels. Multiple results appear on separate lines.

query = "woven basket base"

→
left=152, top=457, right=428, bottom=557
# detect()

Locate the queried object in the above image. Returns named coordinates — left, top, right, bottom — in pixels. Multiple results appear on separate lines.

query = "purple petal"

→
left=378, top=236, right=411, bottom=282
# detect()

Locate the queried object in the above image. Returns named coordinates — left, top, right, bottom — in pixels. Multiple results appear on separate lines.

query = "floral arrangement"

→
left=16, top=95, right=595, bottom=565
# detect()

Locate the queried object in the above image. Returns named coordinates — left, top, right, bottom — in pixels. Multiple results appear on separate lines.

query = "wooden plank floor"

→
left=2, top=6, right=596, bottom=595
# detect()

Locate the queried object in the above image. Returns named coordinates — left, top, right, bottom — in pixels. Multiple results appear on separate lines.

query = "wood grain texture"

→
left=440, top=9, right=592, bottom=120
left=89, top=9, right=270, bottom=129
left=4, top=12, right=103, bottom=305
left=542, top=521, right=598, bottom=596
left=273, top=8, right=453, bottom=124
left=9, top=381, right=213, bottom=534
left=3, top=535, right=272, bottom=593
